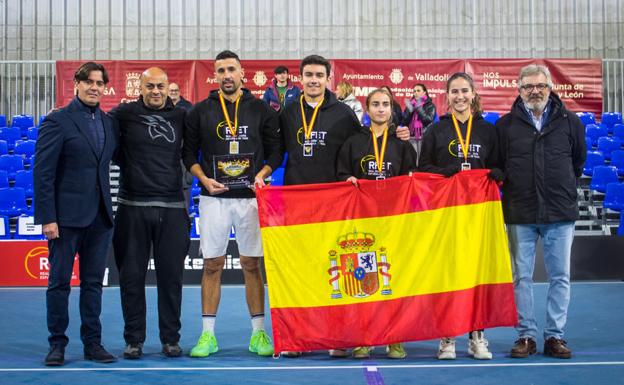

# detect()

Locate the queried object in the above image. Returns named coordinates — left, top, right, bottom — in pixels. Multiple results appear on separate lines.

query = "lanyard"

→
left=370, top=127, right=389, bottom=173
left=219, top=92, right=241, bottom=138
left=451, top=114, right=473, bottom=162
left=299, top=95, right=324, bottom=140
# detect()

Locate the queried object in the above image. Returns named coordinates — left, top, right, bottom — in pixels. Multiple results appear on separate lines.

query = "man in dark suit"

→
left=34, top=62, right=118, bottom=366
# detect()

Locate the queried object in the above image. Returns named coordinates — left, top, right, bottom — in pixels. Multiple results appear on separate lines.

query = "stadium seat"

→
left=27, top=127, right=39, bottom=141
left=583, top=151, right=605, bottom=177
left=585, top=124, right=608, bottom=146
left=39, top=115, right=47, bottom=126
left=610, top=150, right=624, bottom=176
left=619, top=212, right=624, bottom=236
left=0, top=215, right=9, bottom=239
left=613, top=124, right=624, bottom=142
left=590, top=166, right=619, bottom=193
left=14, top=140, right=36, bottom=165
left=482, top=111, right=500, bottom=125
left=0, top=140, right=7, bottom=155
left=190, top=216, right=200, bottom=238
left=0, top=126, right=22, bottom=150
left=10, top=115, right=34, bottom=129
left=191, top=178, right=201, bottom=197
left=0, top=170, right=8, bottom=188
left=188, top=196, right=199, bottom=216
left=601, top=112, right=623, bottom=131
left=14, top=170, right=33, bottom=198
left=0, top=114, right=6, bottom=128
left=13, top=215, right=45, bottom=240
left=585, top=136, right=593, bottom=150
left=0, top=154, right=25, bottom=180
left=597, top=136, right=622, bottom=160
left=603, top=182, right=624, bottom=212
left=577, top=112, right=596, bottom=126
left=0, top=187, right=29, bottom=217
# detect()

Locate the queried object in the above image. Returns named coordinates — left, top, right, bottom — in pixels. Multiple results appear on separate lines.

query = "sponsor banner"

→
left=56, top=59, right=602, bottom=116
left=193, top=60, right=301, bottom=101
left=55, top=60, right=197, bottom=111
left=332, top=59, right=465, bottom=113
left=465, top=59, right=603, bottom=118
left=0, top=241, right=80, bottom=286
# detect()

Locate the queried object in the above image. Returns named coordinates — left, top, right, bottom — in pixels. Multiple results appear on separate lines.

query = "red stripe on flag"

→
left=258, top=170, right=501, bottom=228
left=270, top=283, right=517, bottom=353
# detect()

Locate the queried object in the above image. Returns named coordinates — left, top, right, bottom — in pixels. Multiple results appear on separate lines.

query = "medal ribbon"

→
left=451, top=113, right=473, bottom=163
left=370, top=127, right=389, bottom=173
left=219, top=91, right=241, bottom=138
left=300, top=94, right=324, bottom=140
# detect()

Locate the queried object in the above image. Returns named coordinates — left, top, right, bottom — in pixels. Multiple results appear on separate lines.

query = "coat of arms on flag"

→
left=328, top=230, right=391, bottom=299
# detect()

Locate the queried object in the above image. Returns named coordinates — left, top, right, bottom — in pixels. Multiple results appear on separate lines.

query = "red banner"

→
left=55, top=59, right=603, bottom=116
left=193, top=60, right=302, bottom=101
left=332, top=59, right=465, bottom=114
left=0, top=241, right=80, bottom=286
left=465, top=59, right=603, bottom=119
left=55, top=60, right=197, bottom=111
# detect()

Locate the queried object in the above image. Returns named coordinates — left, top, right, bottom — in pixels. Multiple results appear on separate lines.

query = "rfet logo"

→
left=24, top=246, right=80, bottom=282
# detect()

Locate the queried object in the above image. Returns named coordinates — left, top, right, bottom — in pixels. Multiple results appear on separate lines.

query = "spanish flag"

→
left=257, top=170, right=517, bottom=353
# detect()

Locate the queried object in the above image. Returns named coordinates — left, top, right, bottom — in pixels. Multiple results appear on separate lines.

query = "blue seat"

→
left=585, top=136, right=593, bottom=150
left=619, top=212, right=624, bottom=236
left=585, top=124, right=608, bottom=146
left=0, top=114, right=6, bottom=128
left=597, top=136, right=622, bottom=160
left=482, top=111, right=500, bottom=125
left=14, top=140, right=36, bottom=165
left=0, top=187, right=29, bottom=217
left=361, top=113, right=370, bottom=127
left=611, top=150, right=624, bottom=176
left=0, top=154, right=25, bottom=180
left=0, top=140, right=7, bottom=155
left=0, top=170, right=8, bottom=188
left=188, top=196, right=199, bottom=215
left=583, top=151, right=605, bottom=177
left=590, top=166, right=619, bottom=193
left=191, top=178, right=201, bottom=197
left=0, top=126, right=22, bottom=150
left=13, top=215, right=45, bottom=240
left=601, top=112, right=623, bottom=132
left=20, top=125, right=35, bottom=138
left=270, top=167, right=285, bottom=186
left=603, top=182, right=624, bottom=212
left=10, top=115, right=34, bottom=129
left=0, top=215, right=9, bottom=239
left=577, top=112, right=596, bottom=126
left=39, top=115, right=47, bottom=126
left=27, top=127, right=39, bottom=141
left=14, top=170, right=33, bottom=198
left=613, top=124, right=624, bottom=142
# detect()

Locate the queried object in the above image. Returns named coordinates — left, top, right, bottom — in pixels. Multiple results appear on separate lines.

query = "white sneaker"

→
left=437, top=337, right=456, bottom=360
left=468, top=331, right=493, bottom=360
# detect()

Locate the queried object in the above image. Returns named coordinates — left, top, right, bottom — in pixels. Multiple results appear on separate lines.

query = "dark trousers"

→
left=46, top=208, right=113, bottom=347
left=113, top=204, right=190, bottom=345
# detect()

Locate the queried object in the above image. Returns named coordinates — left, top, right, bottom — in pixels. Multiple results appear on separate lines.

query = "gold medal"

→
left=229, top=141, right=239, bottom=155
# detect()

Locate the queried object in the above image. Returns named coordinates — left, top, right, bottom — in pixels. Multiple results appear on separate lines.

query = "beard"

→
left=523, top=95, right=548, bottom=113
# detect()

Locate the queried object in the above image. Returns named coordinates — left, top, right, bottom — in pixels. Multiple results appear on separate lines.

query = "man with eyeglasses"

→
left=496, top=64, right=586, bottom=359
left=35, top=62, right=118, bottom=366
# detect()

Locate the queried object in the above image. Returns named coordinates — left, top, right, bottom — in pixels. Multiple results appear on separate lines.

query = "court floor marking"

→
left=2, top=361, right=623, bottom=372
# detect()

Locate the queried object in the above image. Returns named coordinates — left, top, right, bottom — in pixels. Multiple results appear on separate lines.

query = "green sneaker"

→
left=386, top=343, right=407, bottom=359
left=248, top=330, right=274, bottom=356
left=352, top=346, right=372, bottom=358
left=190, top=331, right=218, bottom=357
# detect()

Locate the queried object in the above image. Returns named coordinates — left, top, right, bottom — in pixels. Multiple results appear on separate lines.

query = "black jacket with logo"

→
left=337, top=127, right=416, bottom=180
left=419, top=113, right=499, bottom=173
left=109, top=97, right=185, bottom=202
left=280, top=89, right=361, bottom=185
left=496, top=93, right=586, bottom=224
left=183, top=89, right=283, bottom=199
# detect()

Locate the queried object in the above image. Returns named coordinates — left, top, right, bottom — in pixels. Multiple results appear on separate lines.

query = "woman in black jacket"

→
left=402, top=83, right=437, bottom=165
left=419, top=72, right=503, bottom=361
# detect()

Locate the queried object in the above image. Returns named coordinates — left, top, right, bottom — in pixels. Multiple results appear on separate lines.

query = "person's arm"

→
left=415, top=98, right=436, bottom=127
left=33, top=114, right=64, bottom=237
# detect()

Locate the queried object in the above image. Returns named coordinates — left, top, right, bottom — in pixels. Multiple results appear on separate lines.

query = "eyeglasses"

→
left=521, top=83, right=549, bottom=91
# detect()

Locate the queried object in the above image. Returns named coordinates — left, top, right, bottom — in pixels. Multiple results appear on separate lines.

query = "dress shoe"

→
left=544, top=337, right=571, bottom=359
left=44, top=345, right=65, bottom=366
left=84, top=343, right=117, bottom=363
left=510, top=337, right=537, bottom=358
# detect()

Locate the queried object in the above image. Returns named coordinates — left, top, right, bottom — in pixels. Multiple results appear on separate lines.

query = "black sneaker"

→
left=162, top=343, right=182, bottom=358
left=84, top=344, right=117, bottom=363
left=44, top=345, right=65, bottom=366
left=123, top=342, right=144, bottom=359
